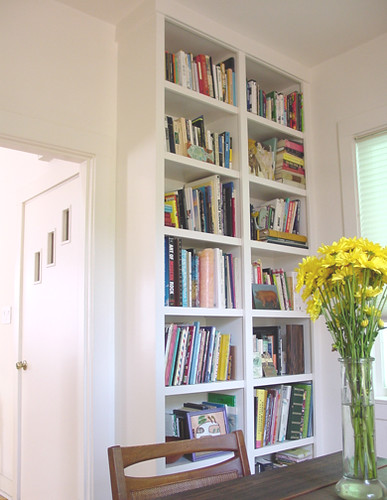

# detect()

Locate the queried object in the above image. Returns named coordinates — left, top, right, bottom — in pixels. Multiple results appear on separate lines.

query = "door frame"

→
left=0, top=135, right=95, bottom=500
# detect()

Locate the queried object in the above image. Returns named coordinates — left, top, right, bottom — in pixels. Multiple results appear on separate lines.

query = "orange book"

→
left=199, top=248, right=214, bottom=307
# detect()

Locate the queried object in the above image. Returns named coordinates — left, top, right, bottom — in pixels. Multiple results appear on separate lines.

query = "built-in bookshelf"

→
left=161, top=17, right=313, bottom=474
left=116, top=5, right=313, bottom=477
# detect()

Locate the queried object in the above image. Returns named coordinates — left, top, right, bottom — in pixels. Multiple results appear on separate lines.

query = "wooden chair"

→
left=108, top=430, right=251, bottom=500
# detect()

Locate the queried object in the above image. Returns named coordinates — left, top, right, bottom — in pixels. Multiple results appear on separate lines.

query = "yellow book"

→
left=255, top=388, right=267, bottom=448
left=164, top=191, right=179, bottom=228
left=276, top=150, right=304, bottom=167
left=257, top=228, right=307, bottom=243
left=216, top=333, right=230, bottom=381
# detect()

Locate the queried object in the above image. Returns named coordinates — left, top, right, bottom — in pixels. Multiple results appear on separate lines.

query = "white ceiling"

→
left=56, top=0, right=387, bottom=67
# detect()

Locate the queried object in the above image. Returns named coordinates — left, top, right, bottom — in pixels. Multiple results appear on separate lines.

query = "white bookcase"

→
left=116, top=1, right=314, bottom=475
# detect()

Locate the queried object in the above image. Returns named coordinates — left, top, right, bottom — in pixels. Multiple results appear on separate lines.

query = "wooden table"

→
left=164, top=452, right=387, bottom=499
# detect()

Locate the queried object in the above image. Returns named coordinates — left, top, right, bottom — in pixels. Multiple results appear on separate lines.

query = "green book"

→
left=207, top=392, right=236, bottom=407
left=206, top=392, right=237, bottom=432
left=286, top=386, right=306, bottom=440
left=294, top=382, right=312, bottom=438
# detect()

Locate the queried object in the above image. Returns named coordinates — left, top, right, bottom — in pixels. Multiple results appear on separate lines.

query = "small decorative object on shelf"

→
left=296, top=236, right=387, bottom=500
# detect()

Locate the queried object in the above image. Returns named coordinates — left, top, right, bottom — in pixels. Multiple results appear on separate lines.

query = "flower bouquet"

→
left=296, top=237, right=387, bottom=500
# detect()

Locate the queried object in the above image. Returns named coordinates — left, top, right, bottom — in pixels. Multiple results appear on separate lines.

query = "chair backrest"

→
left=108, top=430, right=251, bottom=500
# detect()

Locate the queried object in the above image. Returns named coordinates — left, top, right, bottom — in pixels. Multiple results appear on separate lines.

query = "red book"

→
left=165, top=324, right=178, bottom=385
left=195, top=54, right=209, bottom=96
left=167, top=236, right=175, bottom=306
left=182, top=325, right=195, bottom=385
left=277, top=138, right=304, bottom=154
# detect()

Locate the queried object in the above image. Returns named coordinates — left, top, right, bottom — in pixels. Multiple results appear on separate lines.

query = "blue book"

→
left=188, top=321, right=201, bottom=384
left=181, top=248, right=187, bottom=307
left=221, top=131, right=230, bottom=168
left=203, top=326, right=216, bottom=383
left=232, top=72, right=236, bottom=106
left=168, top=327, right=181, bottom=386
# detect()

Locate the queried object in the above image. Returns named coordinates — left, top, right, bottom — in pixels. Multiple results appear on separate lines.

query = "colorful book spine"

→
left=255, top=388, right=267, bottom=448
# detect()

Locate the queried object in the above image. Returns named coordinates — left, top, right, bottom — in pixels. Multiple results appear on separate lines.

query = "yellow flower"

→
left=306, top=299, right=321, bottom=321
left=295, top=236, right=387, bottom=358
left=364, top=286, right=383, bottom=298
left=378, top=319, right=385, bottom=328
left=330, top=266, right=353, bottom=282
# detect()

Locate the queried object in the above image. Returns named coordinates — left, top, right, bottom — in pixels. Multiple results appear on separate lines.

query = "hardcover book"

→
left=185, top=407, right=229, bottom=461
left=252, top=284, right=280, bottom=310
left=286, top=385, right=307, bottom=440
left=255, top=388, right=267, bottom=448
left=286, top=324, right=305, bottom=375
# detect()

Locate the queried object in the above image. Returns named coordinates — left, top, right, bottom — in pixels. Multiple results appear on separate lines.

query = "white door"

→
left=18, top=174, right=84, bottom=500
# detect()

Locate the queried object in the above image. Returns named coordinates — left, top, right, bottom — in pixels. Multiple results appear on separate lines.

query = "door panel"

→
left=19, top=175, right=84, bottom=499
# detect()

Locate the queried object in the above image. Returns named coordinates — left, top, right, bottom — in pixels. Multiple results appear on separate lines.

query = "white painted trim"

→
left=82, top=154, right=96, bottom=500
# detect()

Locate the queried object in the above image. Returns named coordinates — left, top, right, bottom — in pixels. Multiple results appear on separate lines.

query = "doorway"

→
left=0, top=145, right=92, bottom=499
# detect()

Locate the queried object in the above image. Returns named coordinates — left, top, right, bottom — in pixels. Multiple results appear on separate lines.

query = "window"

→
left=338, top=105, right=387, bottom=399
left=355, top=130, right=387, bottom=397
left=355, top=131, right=387, bottom=246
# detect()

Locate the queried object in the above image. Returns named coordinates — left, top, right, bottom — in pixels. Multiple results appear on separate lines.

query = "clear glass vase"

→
left=336, top=357, right=387, bottom=500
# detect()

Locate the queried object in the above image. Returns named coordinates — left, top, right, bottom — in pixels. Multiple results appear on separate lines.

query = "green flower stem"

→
left=345, top=360, right=377, bottom=480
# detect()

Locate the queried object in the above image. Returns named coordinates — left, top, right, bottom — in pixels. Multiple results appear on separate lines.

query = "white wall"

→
left=0, top=1, right=117, bottom=498
left=376, top=401, right=387, bottom=458
left=310, top=33, right=387, bottom=456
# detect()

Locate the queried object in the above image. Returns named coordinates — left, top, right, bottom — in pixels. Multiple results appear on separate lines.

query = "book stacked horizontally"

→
left=275, top=139, right=305, bottom=189
left=257, top=229, right=308, bottom=249
left=275, top=446, right=312, bottom=465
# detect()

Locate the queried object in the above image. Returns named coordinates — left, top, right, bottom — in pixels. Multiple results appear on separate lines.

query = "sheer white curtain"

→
left=356, top=131, right=387, bottom=245
left=355, top=130, right=387, bottom=397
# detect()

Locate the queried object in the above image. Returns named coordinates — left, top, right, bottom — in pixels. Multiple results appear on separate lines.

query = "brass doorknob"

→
left=16, top=360, right=28, bottom=370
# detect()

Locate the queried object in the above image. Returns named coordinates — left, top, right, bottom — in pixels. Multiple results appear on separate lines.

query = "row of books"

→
left=252, top=324, right=305, bottom=379
left=254, top=381, right=313, bottom=449
left=165, top=175, right=236, bottom=237
left=250, top=199, right=308, bottom=248
left=165, top=114, right=233, bottom=168
left=165, top=51, right=237, bottom=105
left=252, top=266, right=290, bottom=311
left=246, top=80, right=304, bottom=132
left=164, top=236, right=238, bottom=308
left=251, top=197, right=301, bottom=235
left=251, top=266, right=304, bottom=312
left=164, top=323, right=234, bottom=386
